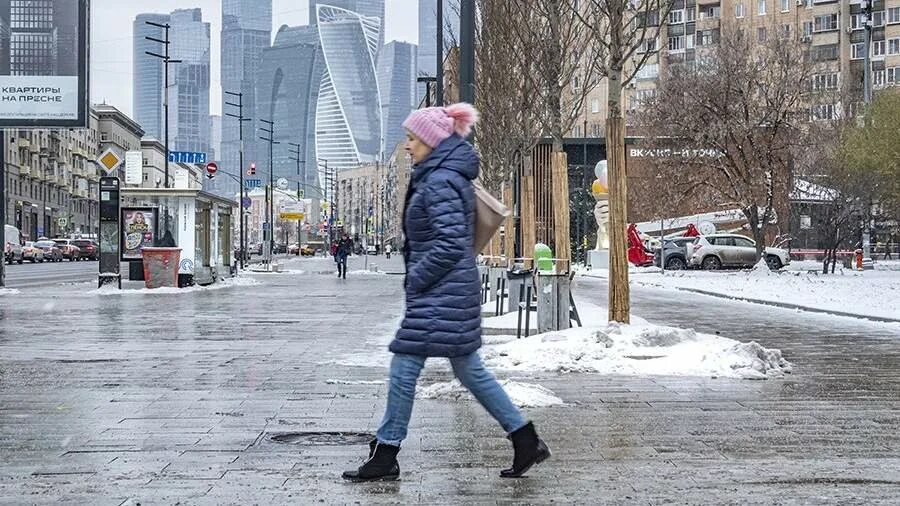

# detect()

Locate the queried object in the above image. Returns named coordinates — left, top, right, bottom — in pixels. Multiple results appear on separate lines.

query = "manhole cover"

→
left=269, top=431, right=374, bottom=446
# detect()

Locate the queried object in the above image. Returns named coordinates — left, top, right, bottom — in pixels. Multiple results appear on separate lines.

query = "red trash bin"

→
left=141, top=247, right=182, bottom=288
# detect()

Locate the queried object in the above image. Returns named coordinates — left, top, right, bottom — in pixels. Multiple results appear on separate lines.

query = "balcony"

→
left=18, top=164, right=32, bottom=177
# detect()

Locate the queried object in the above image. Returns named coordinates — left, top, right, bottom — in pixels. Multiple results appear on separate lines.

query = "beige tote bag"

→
left=473, top=181, right=511, bottom=253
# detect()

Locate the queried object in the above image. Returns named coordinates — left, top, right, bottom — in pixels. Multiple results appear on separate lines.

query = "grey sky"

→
left=90, top=0, right=419, bottom=118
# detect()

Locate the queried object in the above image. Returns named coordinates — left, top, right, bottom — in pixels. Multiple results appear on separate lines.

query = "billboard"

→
left=0, top=0, right=89, bottom=128
left=121, top=207, right=158, bottom=261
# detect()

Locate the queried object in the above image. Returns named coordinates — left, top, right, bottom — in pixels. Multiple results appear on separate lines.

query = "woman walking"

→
left=342, top=103, right=550, bottom=482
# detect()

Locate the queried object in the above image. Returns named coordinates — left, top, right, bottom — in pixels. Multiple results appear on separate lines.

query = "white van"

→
left=4, top=225, right=24, bottom=264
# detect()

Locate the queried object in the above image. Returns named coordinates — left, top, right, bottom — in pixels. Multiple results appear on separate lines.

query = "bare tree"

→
left=511, top=0, right=601, bottom=152
left=473, top=0, right=543, bottom=194
left=640, top=30, right=820, bottom=258
left=574, top=0, right=674, bottom=323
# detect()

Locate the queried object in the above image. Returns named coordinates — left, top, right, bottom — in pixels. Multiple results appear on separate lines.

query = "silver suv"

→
left=688, top=234, right=790, bottom=270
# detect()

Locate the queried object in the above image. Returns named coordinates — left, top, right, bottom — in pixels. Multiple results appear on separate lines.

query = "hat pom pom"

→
left=445, top=102, right=479, bottom=137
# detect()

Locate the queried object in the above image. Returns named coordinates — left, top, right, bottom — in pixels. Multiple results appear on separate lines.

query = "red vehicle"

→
left=72, top=239, right=99, bottom=260
left=52, top=239, right=82, bottom=261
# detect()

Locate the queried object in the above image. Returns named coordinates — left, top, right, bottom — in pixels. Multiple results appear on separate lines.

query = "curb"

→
left=635, top=282, right=900, bottom=324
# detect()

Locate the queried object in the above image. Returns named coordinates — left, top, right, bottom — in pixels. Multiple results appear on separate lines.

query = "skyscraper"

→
left=133, top=13, right=169, bottom=140
left=315, top=4, right=383, bottom=172
left=377, top=41, right=416, bottom=156
left=416, top=0, right=459, bottom=104
left=309, top=0, right=384, bottom=56
left=218, top=0, right=272, bottom=198
left=256, top=25, right=324, bottom=193
left=133, top=9, right=210, bottom=155
left=169, top=8, right=211, bottom=154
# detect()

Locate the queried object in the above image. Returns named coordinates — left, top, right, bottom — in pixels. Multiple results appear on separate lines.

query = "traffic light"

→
left=297, top=188, right=305, bottom=199
left=248, top=162, right=256, bottom=176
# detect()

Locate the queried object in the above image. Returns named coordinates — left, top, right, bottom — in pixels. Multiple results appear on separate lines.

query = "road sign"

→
left=280, top=201, right=306, bottom=221
left=297, top=189, right=305, bottom=199
left=57, top=217, right=67, bottom=227
left=241, top=197, right=252, bottom=208
left=97, top=148, right=122, bottom=174
left=276, top=177, right=289, bottom=190
left=124, top=151, right=142, bottom=185
left=263, top=222, right=270, bottom=231
left=205, top=161, right=218, bottom=178
left=244, top=179, right=261, bottom=189
left=280, top=212, right=305, bottom=220
left=168, top=151, right=207, bottom=164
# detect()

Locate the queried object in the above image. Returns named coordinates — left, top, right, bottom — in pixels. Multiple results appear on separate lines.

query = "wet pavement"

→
left=1, top=257, right=898, bottom=504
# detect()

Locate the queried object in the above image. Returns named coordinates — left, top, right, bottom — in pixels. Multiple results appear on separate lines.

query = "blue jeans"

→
left=376, top=352, right=528, bottom=446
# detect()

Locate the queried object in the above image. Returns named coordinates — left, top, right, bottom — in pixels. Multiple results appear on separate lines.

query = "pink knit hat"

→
left=402, top=102, right=479, bottom=148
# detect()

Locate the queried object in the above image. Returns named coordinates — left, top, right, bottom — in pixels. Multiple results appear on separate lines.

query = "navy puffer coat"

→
left=390, top=134, right=481, bottom=357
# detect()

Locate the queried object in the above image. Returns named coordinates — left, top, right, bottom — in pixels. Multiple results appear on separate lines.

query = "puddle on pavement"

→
left=269, top=431, right=374, bottom=446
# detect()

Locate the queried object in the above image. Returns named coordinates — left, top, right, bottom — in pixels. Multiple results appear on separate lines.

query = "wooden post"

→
left=521, top=158, right=537, bottom=269
left=503, top=183, right=514, bottom=266
left=552, top=152, right=571, bottom=273
left=607, top=116, right=630, bottom=323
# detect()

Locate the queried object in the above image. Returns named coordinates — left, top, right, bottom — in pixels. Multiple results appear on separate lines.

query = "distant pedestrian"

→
left=335, top=233, right=352, bottom=279
left=342, top=103, right=550, bottom=482
left=885, top=240, right=893, bottom=260
left=385, top=243, right=392, bottom=259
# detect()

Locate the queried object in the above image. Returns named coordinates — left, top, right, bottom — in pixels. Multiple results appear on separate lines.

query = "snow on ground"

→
left=483, top=296, right=648, bottom=330
left=88, top=276, right=261, bottom=295
left=325, top=379, right=385, bottom=385
left=628, top=265, right=900, bottom=321
left=480, top=322, right=793, bottom=380
left=0, top=288, right=20, bottom=296
left=418, top=379, right=565, bottom=407
left=347, top=269, right=386, bottom=276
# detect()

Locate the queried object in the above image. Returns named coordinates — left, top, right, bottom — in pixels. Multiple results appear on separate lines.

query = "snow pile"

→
left=748, top=258, right=774, bottom=278
left=89, top=276, right=260, bottom=295
left=418, top=379, right=564, bottom=407
left=483, top=297, right=648, bottom=330
left=0, top=288, right=20, bottom=296
left=325, top=379, right=385, bottom=385
left=631, top=268, right=900, bottom=321
left=480, top=323, right=792, bottom=380
left=347, top=269, right=386, bottom=276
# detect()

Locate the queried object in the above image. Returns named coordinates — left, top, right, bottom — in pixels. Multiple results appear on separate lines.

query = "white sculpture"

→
left=594, top=195, right=609, bottom=250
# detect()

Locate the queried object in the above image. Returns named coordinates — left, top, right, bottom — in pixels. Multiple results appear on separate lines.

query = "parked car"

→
left=4, top=225, right=23, bottom=264
left=72, top=239, right=99, bottom=260
left=35, top=240, right=63, bottom=262
left=654, top=237, right=697, bottom=270
left=688, top=234, right=790, bottom=271
left=52, top=239, right=82, bottom=261
left=300, top=244, right=315, bottom=257
left=288, top=243, right=300, bottom=255
left=22, top=241, right=45, bottom=263
left=272, top=243, right=287, bottom=254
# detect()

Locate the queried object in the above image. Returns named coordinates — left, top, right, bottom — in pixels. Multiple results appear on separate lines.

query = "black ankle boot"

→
left=500, top=422, right=551, bottom=478
left=342, top=441, right=401, bottom=482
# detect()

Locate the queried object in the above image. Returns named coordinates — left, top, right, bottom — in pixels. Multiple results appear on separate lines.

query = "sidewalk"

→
left=1, top=256, right=898, bottom=504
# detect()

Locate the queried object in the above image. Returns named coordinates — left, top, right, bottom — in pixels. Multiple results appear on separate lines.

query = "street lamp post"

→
left=259, top=119, right=279, bottom=265
left=224, top=90, right=252, bottom=269
left=144, top=21, right=182, bottom=189
left=287, top=142, right=305, bottom=250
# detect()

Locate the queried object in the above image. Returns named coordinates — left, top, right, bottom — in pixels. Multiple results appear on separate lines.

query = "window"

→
left=850, top=14, right=861, bottom=30
left=758, top=27, right=767, bottom=42
left=851, top=42, right=865, bottom=59
left=687, top=7, right=696, bottom=22
left=639, top=37, right=658, bottom=53
left=890, top=38, right=900, bottom=55
left=810, top=104, right=836, bottom=121
left=812, top=73, right=839, bottom=91
left=782, top=24, right=791, bottom=36
left=591, top=98, right=600, bottom=113
left=686, top=33, right=695, bottom=49
left=758, top=0, right=766, bottom=16
left=698, top=29, right=720, bottom=46
left=699, top=5, right=720, bottom=19
left=802, top=21, right=813, bottom=37
left=780, top=0, right=789, bottom=12
left=873, top=69, right=886, bottom=87
left=888, top=67, right=900, bottom=84
left=636, top=62, right=659, bottom=79
left=889, top=7, right=900, bottom=25
left=872, top=10, right=885, bottom=27
left=669, top=9, right=684, bottom=24
left=669, top=35, right=685, bottom=51
left=735, top=2, right=745, bottom=18
left=873, top=40, right=885, bottom=57
left=812, top=43, right=839, bottom=61
left=813, top=14, right=837, bottom=32
left=734, top=237, right=755, bottom=248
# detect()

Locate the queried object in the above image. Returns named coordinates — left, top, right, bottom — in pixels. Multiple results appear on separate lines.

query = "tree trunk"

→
left=521, top=156, right=537, bottom=268
left=503, top=183, right=515, bottom=265
left=606, top=115, right=629, bottom=323
left=552, top=152, right=571, bottom=273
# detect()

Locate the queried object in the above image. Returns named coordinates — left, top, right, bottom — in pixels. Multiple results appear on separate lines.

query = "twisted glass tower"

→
left=315, top=4, right=383, bottom=172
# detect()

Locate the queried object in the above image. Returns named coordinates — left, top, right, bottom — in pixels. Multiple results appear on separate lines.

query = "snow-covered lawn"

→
left=480, top=322, right=792, bottom=380
left=626, top=260, right=900, bottom=321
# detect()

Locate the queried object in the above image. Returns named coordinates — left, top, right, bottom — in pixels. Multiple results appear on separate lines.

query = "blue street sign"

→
left=244, top=179, right=261, bottom=188
left=241, top=197, right=252, bottom=208
left=168, top=151, right=207, bottom=164
left=263, top=222, right=270, bottom=231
